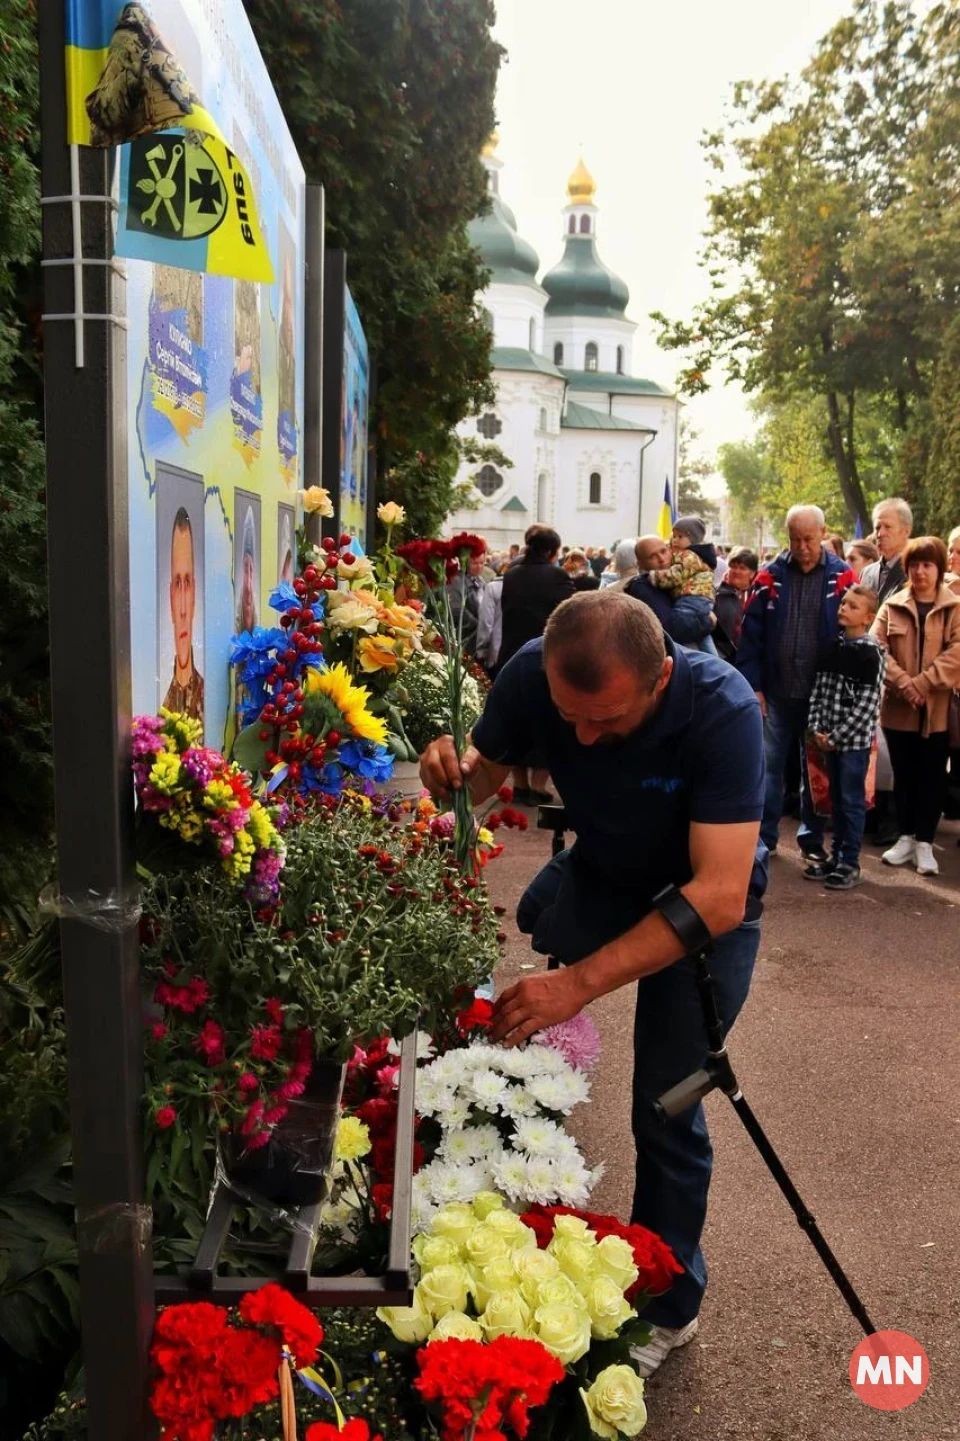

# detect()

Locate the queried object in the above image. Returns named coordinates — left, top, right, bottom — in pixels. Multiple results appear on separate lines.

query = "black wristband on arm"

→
left=651, top=885, right=713, bottom=955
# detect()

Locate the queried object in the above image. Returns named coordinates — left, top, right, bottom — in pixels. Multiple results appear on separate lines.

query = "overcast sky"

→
left=491, top=0, right=851, bottom=493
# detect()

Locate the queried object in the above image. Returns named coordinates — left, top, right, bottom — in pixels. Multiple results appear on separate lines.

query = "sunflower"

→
left=304, top=663, right=388, bottom=745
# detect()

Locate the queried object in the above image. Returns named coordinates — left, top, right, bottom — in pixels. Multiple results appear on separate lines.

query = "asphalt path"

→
left=489, top=809, right=960, bottom=1439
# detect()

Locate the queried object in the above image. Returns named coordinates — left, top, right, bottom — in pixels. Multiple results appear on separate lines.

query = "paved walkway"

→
left=489, top=811, right=960, bottom=1439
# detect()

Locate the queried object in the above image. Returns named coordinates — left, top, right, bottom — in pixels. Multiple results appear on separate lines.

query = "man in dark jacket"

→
left=627, top=535, right=716, bottom=648
left=737, top=506, right=856, bottom=856
left=498, top=525, right=574, bottom=668
left=713, top=547, right=758, bottom=663
left=860, top=498, right=912, bottom=602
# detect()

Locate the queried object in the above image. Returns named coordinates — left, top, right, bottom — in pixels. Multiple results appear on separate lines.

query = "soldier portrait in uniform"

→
left=156, top=464, right=205, bottom=730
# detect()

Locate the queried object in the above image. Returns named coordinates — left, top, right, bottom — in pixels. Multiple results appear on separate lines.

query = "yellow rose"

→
left=358, top=634, right=400, bottom=673
left=338, top=555, right=375, bottom=583
left=534, top=1301, right=593, bottom=1365
left=596, top=1234, right=640, bottom=1294
left=376, top=1289, right=432, bottom=1344
left=413, top=1234, right=460, bottom=1272
left=380, top=602, right=421, bottom=634
left=325, top=591, right=380, bottom=632
left=535, top=1274, right=583, bottom=1309
left=416, top=1263, right=471, bottom=1320
left=428, top=1310, right=483, bottom=1343
left=335, top=1116, right=371, bottom=1162
left=483, top=1210, right=536, bottom=1248
left=377, top=501, right=406, bottom=527
left=580, top=1366, right=647, bottom=1439
left=430, top=1203, right=477, bottom=1250
left=300, top=485, right=334, bottom=516
left=552, top=1214, right=595, bottom=1243
left=584, top=1276, right=636, bottom=1340
left=463, top=1225, right=509, bottom=1273
left=513, top=1248, right=560, bottom=1306
left=471, top=1254, right=518, bottom=1311
left=472, top=1192, right=505, bottom=1221
left=478, top=1289, right=532, bottom=1341
left=551, top=1236, right=600, bottom=1289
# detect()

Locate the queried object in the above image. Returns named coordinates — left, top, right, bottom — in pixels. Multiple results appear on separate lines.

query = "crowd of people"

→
left=453, top=500, right=960, bottom=883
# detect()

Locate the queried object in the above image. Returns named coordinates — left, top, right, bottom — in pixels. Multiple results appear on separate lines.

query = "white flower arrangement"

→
left=394, top=649, right=484, bottom=755
left=412, top=1040, right=600, bottom=1227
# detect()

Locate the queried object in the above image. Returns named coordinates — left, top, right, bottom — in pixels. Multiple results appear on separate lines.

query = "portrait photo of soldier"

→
left=155, top=464, right=205, bottom=730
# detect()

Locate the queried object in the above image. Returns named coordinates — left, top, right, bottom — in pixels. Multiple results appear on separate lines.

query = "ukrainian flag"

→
left=64, top=1, right=116, bottom=146
left=657, top=477, right=676, bottom=541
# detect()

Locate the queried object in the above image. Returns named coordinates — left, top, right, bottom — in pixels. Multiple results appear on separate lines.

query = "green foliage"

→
left=676, top=418, right=719, bottom=523
left=653, top=0, right=960, bottom=530
left=243, top=0, right=502, bottom=533
left=0, top=0, right=51, bottom=933
left=924, top=313, right=960, bottom=537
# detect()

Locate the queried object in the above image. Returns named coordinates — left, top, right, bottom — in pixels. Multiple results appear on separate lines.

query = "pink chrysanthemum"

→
left=538, top=1012, right=601, bottom=1072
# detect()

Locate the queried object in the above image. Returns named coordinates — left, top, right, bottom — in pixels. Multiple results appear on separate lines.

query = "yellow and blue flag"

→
left=657, top=477, right=676, bottom=541
left=64, top=2, right=273, bottom=283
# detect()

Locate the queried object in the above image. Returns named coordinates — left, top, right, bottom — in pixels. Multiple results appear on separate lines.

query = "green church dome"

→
left=542, top=235, right=629, bottom=320
left=468, top=195, right=541, bottom=289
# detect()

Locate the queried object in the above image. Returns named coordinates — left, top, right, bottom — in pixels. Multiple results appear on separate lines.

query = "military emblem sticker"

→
left=128, top=135, right=228, bottom=240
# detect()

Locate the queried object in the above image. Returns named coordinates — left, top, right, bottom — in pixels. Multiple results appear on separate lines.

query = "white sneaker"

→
left=915, top=841, right=939, bottom=876
left=882, top=835, right=916, bottom=866
left=630, top=1318, right=699, bottom=1378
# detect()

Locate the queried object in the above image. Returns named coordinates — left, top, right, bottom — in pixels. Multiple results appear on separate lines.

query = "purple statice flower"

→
left=180, top=747, right=220, bottom=787
left=244, top=847, right=284, bottom=905
left=132, top=715, right=166, bottom=758
left=538, top=1012, right=601, bottom=1073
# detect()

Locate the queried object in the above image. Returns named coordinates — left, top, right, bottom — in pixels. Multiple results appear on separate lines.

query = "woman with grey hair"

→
left=600, top=538, right=640, bottom=590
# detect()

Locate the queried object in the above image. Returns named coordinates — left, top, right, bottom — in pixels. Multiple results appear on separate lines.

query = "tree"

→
left=652, top=1, right=960, bottom=533
left=676, top=417, right=719, bottom=523
left=925, top=313, right=960, bottom=538
left=0, top=0, right=52, bottom=936
left=243, top=0, right=502, bottom=529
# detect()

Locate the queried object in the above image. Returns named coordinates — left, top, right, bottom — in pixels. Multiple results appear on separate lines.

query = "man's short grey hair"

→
left=786, top=504, right=825, bottom=531
left=872, top=497, right=913, bottom=531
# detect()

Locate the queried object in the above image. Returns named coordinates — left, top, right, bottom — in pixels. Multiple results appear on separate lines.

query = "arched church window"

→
left=585, top=341, right=598, bottom=372
left=616, top=345, right=624, bottom=375
left=568, top=215, right=577, bottom=234
left=539, top=407, right=548, bottom=432
left=553, top=342, right=564, bottom=366
left=537, top=472, right=549, bottom=521
left=476, top=465, right=504, bottom=498
left=529, top=316, right=537, bottom=351
left=589, top=472, right=602, bottom=505
left=476, top=412, right=502, bottom=440
left=579, top=214, right=591, bottom=234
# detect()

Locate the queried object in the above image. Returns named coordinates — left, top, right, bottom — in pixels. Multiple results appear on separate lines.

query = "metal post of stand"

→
left=38, top=7, right=155, bottom=1440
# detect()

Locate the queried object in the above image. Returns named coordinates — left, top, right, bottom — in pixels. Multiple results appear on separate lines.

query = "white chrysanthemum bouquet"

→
left=411, top=1039, right=599, bottom=1230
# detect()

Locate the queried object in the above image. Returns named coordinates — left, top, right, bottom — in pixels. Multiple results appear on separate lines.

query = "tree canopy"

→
left=654, top=0, right=960, bottom=533
left=243, top=0, right=502, bottom=535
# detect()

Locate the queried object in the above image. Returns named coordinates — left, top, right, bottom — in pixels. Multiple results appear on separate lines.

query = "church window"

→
left=539, top=407, right=548, bottom=432
left=589, top=472, right=602, bottom=505
left=476, top=412, right=502, bottom=440
left=537, top=472, right=549, bottom=521
left=553, top=342, right=564, bottom=366
left=476, top=465, right=504, bottom=497
left=585, top=341, right=599, bottom=372
left=568, top=215, right=577, bottom=234
left=529, top=316, right=537, bottom=351
left=616, top=345, right=624, bottom=374
left=580, top=214, right=591, bottom=235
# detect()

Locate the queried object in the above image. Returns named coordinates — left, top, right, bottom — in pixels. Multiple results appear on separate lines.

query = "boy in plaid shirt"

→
left=804, top=583, right=886, bottom=889
left=801, top=585, right=882, bottom=887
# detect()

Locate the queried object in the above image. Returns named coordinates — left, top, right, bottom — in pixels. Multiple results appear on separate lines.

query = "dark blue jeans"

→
left=517, top=851, right=760, bottom=1328
left=824, top=748, right=870, bottom=867
left=761, top=695, right=825, bottom=855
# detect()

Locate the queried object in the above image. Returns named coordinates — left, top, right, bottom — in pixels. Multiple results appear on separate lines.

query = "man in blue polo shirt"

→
left=420, top=590, right=766, bottom=1376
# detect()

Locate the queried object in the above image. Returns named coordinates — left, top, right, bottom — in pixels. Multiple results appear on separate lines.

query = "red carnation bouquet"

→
left=519, top=1205, right=683, bottom=1303
left=416, top=1335, right=565, bottom=1441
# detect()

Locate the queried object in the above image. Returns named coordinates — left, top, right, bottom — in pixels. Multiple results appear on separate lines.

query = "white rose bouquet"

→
left=378, top=1195, right=653, bottom=1438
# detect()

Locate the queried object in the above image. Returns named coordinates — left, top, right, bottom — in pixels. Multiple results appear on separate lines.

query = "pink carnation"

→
left=538, top=1012, right=601, bottom=1073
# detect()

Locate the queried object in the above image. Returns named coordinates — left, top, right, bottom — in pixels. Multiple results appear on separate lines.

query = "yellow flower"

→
left=428, top=1311, right=483, bottom=1344
left=338, top=555, right=375, bottom=583
left=377, top=501, right=406, bottom=527
left=380, top=602, right=423, bottom=635
left=358, top=635, right=400, bottom=673
left=579, top=1366, right=647, bottom=1439
left=300, top=485, right=334, bottom=516
left=534, top=1301, right=593, bottom=1365
left=149, top=752, right=183, bottom=794
left=336, top=1116, right=372, bottom=1163
left=377, top=1291, right=433, bottom=1345
left=326, top=591, right=380, bottom=633
left=304, top=664, right=389, bottom=746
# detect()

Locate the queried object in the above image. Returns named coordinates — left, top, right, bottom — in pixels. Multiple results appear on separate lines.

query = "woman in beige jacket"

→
left=871, top=536, right=960, bottom=876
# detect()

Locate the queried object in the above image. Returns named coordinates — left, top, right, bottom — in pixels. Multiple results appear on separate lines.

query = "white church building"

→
left=446, top=140, right=680, bottom=551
